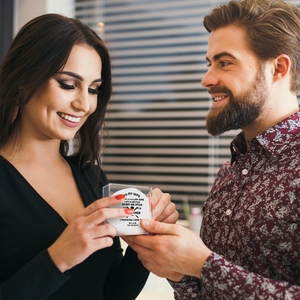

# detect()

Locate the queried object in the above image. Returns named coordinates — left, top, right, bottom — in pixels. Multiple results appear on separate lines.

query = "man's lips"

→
left=210, top=94, right=228, bottom=103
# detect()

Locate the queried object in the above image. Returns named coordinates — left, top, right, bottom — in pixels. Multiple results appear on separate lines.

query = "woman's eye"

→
left=57, top=80, right=75, bottom=90
left=88, top=87, right=102, bottom=95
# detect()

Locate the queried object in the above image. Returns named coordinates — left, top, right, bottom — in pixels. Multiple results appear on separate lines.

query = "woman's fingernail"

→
left=152, top=202, right=156, bottom=209
left=125, top=209, right=134, bottom=214
left=115, top=194, right=125, bottom=200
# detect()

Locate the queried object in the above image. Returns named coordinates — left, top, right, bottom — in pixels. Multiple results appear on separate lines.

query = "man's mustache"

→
left=208, top=86, right=232, bottom=95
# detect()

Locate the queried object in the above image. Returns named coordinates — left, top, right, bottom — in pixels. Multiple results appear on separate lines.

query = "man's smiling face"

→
left=202, top=25, right=269, bottom=136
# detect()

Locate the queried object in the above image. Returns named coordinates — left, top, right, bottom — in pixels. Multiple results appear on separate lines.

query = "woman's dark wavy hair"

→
left=0, top=13, right=112, bottom=170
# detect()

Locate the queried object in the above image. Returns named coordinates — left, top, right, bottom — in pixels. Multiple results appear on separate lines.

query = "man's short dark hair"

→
left=204, top=0, right=300, bottom=94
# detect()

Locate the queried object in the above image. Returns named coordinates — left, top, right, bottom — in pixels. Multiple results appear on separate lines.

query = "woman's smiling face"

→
left=20, top=44, right=102, bottom=142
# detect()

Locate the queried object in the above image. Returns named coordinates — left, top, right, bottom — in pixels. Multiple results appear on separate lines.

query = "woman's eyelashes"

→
left=57, top=79, right=102, bottom=95
left=88, top=87, right=102, bottom=95
left=57, top=79, right=75, bottom=90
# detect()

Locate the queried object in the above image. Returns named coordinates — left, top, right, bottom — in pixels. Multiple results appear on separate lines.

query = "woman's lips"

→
left=57, top=112, right=81, bottom=127
left=57, top=112, right=81, bottom=123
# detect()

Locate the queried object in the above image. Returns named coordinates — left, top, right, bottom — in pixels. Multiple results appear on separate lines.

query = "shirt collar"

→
left=230, top=111, right=300, bottom=164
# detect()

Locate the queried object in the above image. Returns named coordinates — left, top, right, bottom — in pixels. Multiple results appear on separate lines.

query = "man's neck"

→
left=242, top=104, right=299, bottom=151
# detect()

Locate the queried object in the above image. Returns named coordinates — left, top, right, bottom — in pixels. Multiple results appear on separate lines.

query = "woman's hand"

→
left=151, top=188, right=178, bottom=224
left=48, top=194, right=132, bottom=273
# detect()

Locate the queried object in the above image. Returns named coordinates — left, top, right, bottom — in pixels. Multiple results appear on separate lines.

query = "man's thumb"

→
left=140, top=219, right=175, bottom=235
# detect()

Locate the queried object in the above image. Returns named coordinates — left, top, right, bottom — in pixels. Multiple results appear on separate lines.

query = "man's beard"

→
left=205, top=66, right=269, bottom=136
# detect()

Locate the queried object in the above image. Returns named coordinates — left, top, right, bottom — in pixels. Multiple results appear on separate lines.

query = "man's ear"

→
left=272, top=54, right=291, bottom=82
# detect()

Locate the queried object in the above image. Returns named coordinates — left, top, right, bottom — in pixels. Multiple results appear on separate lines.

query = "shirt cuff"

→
left=201, top=252, right=250, bottom=298
left=168, top=275, right=201, bottom=299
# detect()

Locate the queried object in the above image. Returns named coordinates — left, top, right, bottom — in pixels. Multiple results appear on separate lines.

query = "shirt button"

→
left=226, top=209, right=232, bottom=216
left=242, top=169, right=248, bottom=175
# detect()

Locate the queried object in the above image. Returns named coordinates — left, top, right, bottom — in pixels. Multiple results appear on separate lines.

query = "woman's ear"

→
left=10, top=91, right=20, bottom=125
left=10, top=106, right=19, bottom=124
left=272, top=54, right=291, bottom=82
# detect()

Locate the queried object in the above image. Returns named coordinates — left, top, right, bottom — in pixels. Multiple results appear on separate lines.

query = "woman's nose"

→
left=72, top=91, right=91, bottom=113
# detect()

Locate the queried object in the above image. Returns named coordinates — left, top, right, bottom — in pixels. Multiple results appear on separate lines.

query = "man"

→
left=124, top=0, right=300, bottom=299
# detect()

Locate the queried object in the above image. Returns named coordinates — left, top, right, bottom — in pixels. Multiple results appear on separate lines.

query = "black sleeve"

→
left=68, top=160, right=150, bottom=299
left=0, top=250, right=69, bottom=300
left=104, top=240, right=149, bottom=300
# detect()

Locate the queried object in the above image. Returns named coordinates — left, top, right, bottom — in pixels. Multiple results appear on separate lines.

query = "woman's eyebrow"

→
left=92, top=78, right=103, bottom=83
left=57, top=71, right=83, bottom=81
left=57, top=71, right=102, bottom=83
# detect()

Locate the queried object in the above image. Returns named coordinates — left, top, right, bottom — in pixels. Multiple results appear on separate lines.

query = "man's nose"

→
left=201, top=67, right=220, bottom=88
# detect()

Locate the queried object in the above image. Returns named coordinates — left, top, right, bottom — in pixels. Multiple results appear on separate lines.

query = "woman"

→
left=0, top=14, right=178, bottom=300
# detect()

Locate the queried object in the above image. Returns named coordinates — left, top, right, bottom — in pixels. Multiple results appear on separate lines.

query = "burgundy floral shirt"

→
left=169, top=112, right=300, bottom=299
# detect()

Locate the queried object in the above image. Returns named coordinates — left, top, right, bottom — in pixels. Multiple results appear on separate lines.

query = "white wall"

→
left=47, top=0, right=74, bottom=18
left=14, top=0, right=74, bottom=35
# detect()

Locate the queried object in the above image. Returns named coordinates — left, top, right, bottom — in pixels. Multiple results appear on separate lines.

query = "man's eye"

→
left=220, top=61, right=231, bottom=67
left=57, top=80, right=75, bottom=90
left=88, top=87, right=102, bottom=95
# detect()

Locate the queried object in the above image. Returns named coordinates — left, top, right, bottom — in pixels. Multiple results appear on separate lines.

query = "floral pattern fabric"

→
left=169, top=112, right=300, bottom=299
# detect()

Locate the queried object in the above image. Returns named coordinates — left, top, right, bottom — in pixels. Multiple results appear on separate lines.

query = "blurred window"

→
left=75, top=0, right=300, bottom=218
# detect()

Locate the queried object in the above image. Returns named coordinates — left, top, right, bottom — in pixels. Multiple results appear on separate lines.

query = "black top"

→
left=0, top=156, right=149, bottom=300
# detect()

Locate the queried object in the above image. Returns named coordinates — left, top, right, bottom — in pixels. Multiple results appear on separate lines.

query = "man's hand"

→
left=138, top=260, right=185, bottom=282
left=124, top=219, right=212, bottom=279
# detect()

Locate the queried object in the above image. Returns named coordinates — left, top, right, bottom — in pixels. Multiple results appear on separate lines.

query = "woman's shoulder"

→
left=64, top=155, right=108, bottom=186
left=0, top=156, right=17, bottom=175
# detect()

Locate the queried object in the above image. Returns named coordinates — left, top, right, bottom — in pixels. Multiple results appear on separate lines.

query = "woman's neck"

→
left=0, top=134, right=64, bottom=166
